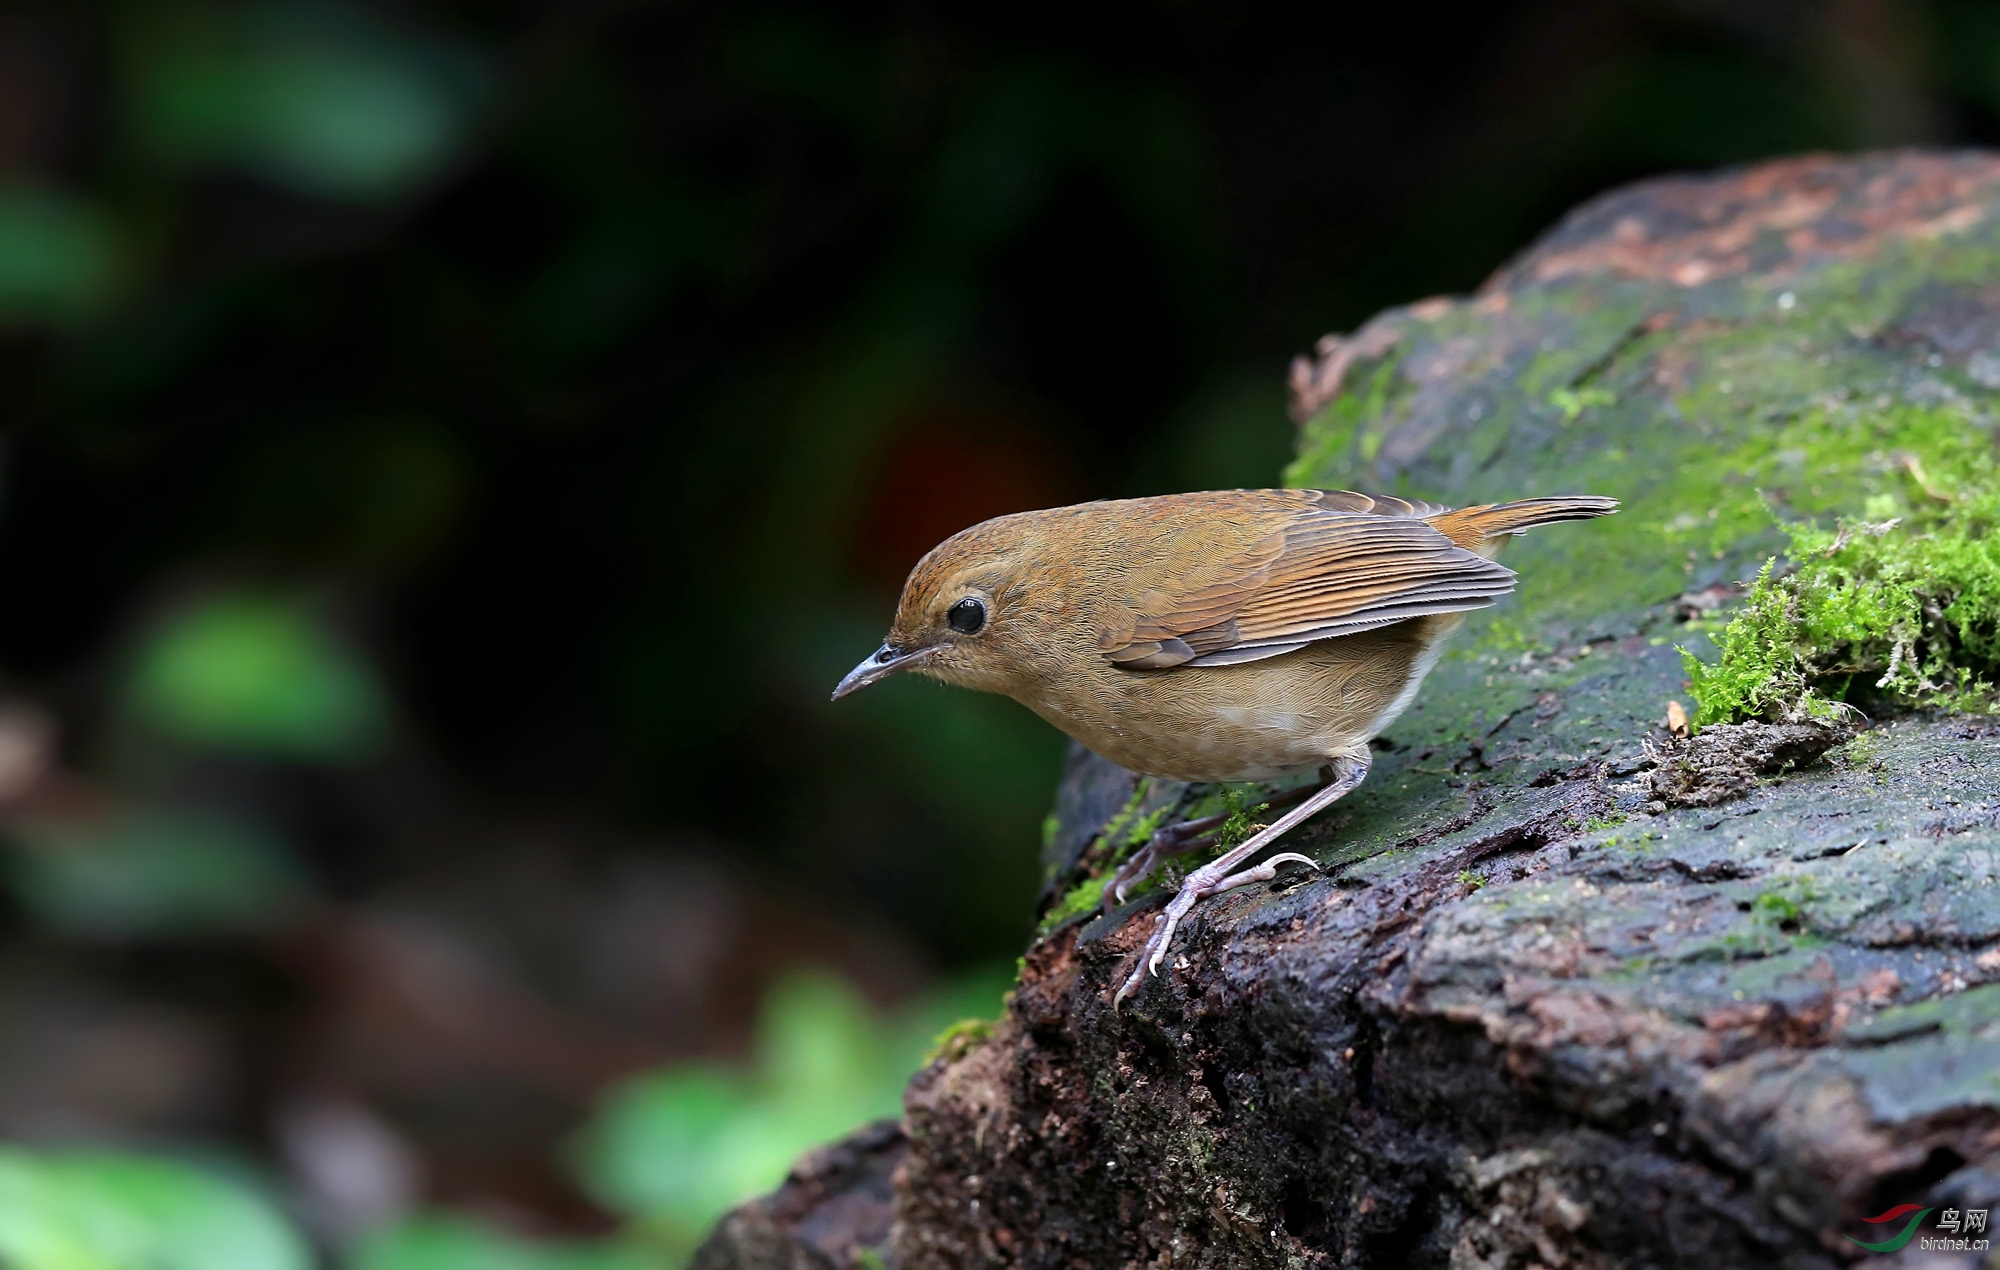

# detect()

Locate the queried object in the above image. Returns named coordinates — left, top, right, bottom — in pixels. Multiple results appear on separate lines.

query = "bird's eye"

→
left=947, top=597, right=986, bottom=635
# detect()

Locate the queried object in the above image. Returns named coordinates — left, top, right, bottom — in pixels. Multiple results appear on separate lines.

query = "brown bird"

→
left=832, top=488, right=1616, bottom=1005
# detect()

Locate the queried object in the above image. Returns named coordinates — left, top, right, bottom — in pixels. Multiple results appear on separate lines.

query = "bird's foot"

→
left=1111, top=850, right=1319, bottom=1009
left=1100, top=778, right=1328, bottom=910
left=1108, top=757, right=1371, bottom=1011
left=1101, top=812, right=1227, bottom=908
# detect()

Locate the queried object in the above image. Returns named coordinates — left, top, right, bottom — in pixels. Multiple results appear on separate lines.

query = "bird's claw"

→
left=1103, top=786, right=1326, bottom=914
left=1109, top=764, right=1365, bottom=1011
left=1260, top=852, right=1320, bottom=875
left=1105, top=822, right=1185, bottom=909
left=1110, top=868, right=1137, bottom=907
left=1112, top=852, right=1320, bottom=1009
left=1112, top=913, right=1168, bottom=1009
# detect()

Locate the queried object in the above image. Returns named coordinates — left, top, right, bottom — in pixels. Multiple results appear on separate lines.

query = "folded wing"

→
left=1100, top=493, right=1514, bottom=671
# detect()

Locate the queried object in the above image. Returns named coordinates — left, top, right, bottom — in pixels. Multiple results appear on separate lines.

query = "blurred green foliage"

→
left=0, top=187, right=119, bottom=325
left=128, top=1, right=490, bottom=200
left=5, top=808, right=305, bottom=937
left=577, top=964, right=1008, bottom=1259
left=0, top=966, right=1001, bottom=1269
left=0, top=1149, right=308, bottom=1270
left=124, top=593, right=390, bottom=761
left=350, top=1217, right=657, bottom=1270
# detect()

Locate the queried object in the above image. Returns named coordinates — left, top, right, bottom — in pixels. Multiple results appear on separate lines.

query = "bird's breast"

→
left=1019, top=620, right=1452, bottom=782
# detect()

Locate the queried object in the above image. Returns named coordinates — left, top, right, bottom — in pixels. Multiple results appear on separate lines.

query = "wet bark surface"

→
left=699, top=153, right=2000, bottom=1268
left=693, top=1119, right=904, bottom=1270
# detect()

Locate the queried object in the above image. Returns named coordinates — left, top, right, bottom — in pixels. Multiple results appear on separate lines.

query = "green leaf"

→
left=0, top=186, right=118, bottom=325
left=125, top=593, right=390, bottom=760
left=576, top=1063, right=759, bottom=1236
left=0, top=1149, right=308, bottom=1270
left=130, top=1, right=490, bottom=200
left=348, top=1215, right=661, bottom=1270
left=573, top=965, right=1009, bottom=1255
left=5, top=808, right=308, bottom=936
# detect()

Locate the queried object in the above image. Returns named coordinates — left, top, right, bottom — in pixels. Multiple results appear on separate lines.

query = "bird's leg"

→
left=1101, top=778, right=1329, bottom=908
left=1102, top=813, right=1220, bottom=908
left=1114, top=756, right=1369, bottom=1009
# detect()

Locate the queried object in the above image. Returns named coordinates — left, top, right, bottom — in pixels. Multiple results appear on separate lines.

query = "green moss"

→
left=1285, top=360, right=1402, bottom=488
left=1284, top=255, right=2000, bottom=647
left=1122, top=805, right=1171, bottom=854
left=1682, top=413, right=2000, bottom=724
left=1210, top=786, right=1271, bottom=853
left=1090, top=780, right=1161, bottom=866
left=1033, top=779, right=1176, bottom=941
left=1549, top=385, right=1616, bottom=421
left=1847, top=982, right=2000, bottom=1042
left=925, top=1016, right=996, bottom=1065
left=1751, top=890, right=1803, bottom=924
left=1838, top=729, right=1885, bottom=767
left=1033, top=783, right=1287, bottom=940
left=1679, top=558, right=1861, bottom=726
left=1456, top=869, right=1485, bottom=890
left=1035, top=874, right=1106, bottom=939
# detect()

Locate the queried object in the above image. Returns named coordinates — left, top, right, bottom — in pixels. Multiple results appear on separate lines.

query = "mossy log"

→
left=700, top=151, right=2000, bottom=1269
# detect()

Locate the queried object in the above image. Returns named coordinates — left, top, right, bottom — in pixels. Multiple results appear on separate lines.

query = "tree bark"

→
left=701, top=151, right=2000, bottom=1269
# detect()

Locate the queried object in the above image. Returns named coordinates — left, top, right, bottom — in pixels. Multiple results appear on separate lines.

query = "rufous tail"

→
left=1425, top=495, right=1619, bottom=550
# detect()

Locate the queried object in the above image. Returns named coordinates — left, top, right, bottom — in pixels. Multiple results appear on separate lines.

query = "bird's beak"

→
left=831, top=642, right=945, bottom=701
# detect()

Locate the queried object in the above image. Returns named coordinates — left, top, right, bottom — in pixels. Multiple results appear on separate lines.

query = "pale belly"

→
left=1024, top=618, right=1459, bottom=782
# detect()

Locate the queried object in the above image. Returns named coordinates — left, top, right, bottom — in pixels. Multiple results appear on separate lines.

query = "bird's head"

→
left=831, top=513, right=1046, bottom=701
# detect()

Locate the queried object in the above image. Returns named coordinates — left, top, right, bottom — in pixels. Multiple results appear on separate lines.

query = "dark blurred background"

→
left=2, top=0, right=1999, bottom=1263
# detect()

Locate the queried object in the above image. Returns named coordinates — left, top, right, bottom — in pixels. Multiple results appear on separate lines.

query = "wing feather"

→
left=1100, top=491, right=1515, bottom=671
